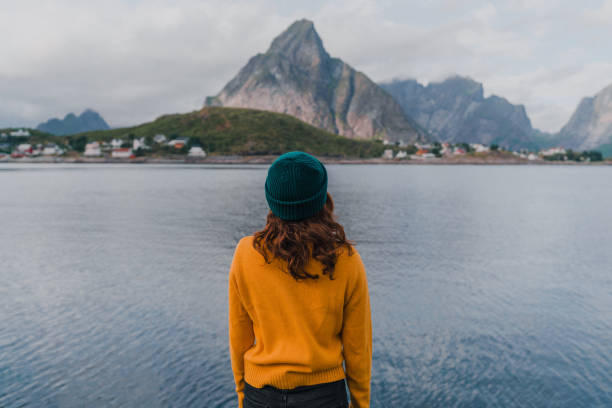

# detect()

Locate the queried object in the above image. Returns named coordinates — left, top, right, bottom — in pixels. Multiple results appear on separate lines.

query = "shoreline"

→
left=1, top=155, right=611, bottom=166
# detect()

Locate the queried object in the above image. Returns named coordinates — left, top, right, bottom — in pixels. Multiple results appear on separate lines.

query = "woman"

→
left=228, top=151, right=372, bottom=408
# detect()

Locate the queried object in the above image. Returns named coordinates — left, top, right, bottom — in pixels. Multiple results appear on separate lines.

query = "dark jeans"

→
left=244, top=379, right=349, bottom=408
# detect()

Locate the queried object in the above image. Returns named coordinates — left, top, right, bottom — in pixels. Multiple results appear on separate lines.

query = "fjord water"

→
left=1, top=164, right=611, bottom=408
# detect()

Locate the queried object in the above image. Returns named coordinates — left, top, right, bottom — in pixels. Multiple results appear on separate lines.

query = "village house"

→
left=42, top=144, right=63, bottom=156
left=188, top=146, right=206, bottom=157
left=153, top=134, right=167, bottom=144
left=111, top=147, right=133, bottom=158
left=133, top=137, right=148, bottom=151
left=10, top=129, right=30, bottom=137
left=84, top=142, right=102, bottom=157
left=470, top=143, right=490, bottom=153
left=168, top=137, right=189, bottom=149
left=16, top=143, right=32, bottom=154
left=411, top=152, right=436, bottom=159
left=395, top=150, right=408, bottom=159
left=110, top=138, right=124, bottom=149
left=541, top=147, right=566, bottom=156
left=382, top=149, right=394, bottom=159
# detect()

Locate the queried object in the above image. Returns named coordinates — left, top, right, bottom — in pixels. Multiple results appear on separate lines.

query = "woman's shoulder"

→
left=335, top=243, right=363, bottom=267
left=235, top=235, right=256, bottom=254
left=238, top=235, right=255, bottom=245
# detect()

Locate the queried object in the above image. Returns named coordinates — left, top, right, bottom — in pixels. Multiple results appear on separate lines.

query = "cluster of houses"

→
left=1, top=129, right=65, bottom=158
left=0, top=128, right=600, bottom=162
left=83, top=134, right=206, bottom=159
left=381, top=141, right=580, bottom=161
left=0, top=130, right=207, bottom=160
left=382, top=142, right=493, bottom=160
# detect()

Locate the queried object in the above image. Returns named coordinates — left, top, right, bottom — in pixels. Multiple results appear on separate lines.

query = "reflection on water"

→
left=1, top=164, right=611, bottom=407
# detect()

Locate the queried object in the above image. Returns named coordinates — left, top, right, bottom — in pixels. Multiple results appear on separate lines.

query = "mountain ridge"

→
left=380, top=76, right=539, bottom=150
left=555, top=83, right=612, bottom=151
left=37, top=109, right=110, bottom=135
left=206, top=19, right=427, bottom=143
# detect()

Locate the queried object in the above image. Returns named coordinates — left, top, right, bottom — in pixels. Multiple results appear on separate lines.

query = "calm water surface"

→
left=1, top=164, right=611, bottom=407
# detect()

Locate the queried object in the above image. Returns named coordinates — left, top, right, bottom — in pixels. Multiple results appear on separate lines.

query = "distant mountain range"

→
left=205, top=18, right=612, bottom=153
left=37, top=109, right=109, bottom=135
left=26, top=19, right=612, bottom=155
left=380, top=76, right=538, bottom=150
left=206, top=19, right=427, bottom=143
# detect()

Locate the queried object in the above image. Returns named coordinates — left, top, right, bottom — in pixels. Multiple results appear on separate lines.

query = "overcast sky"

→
left=2, top=0, right=612, bottom=133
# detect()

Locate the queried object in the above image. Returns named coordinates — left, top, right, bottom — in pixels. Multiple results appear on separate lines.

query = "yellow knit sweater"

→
left=228, top=236, right=372, bottom=408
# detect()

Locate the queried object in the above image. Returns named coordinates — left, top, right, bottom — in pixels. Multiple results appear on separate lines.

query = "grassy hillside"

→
left=76, top=107, right=386, bottom=157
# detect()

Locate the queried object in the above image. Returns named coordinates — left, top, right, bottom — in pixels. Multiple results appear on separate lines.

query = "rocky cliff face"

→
left=206, top=19, right=426, bottom=143
left=37, top=109, right=110, bottom=135
left=556, top=83, right=612, bottom=150
left=380, top=76, right=536, bottom=149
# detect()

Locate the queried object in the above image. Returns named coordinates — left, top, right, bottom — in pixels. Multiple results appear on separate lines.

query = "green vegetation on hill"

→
left=76, top=107, right=386, bottom=157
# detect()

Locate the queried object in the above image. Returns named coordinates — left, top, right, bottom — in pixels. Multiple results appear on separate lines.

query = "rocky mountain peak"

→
left=433, top=76, right=484, bottom=100
left=267, top=19, right=328, bottom=66
left=205, top=19, right=426, bottom=143
left=557, top=82, right=612, bottom=150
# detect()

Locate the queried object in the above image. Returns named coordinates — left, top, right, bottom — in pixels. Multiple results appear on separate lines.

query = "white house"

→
left=110, top=138, right=124, bottom=149
left=188, top=146, right=206, bottom=157
left=382, top=149, right=394, bottom=159
left=10, top=129, right=30, bottom=137
left=168, top=137, right=189, bottom=149
left=111, top=148, right=133, bottom=158
left=42, top=144, right=63, bottom=156
left=153, top=134, right=167, bottom=144
left=541, top=147, right=566, bottom=156
left=84, top=142, right=102, bottom=157
left=528, top=153, right=539, bottom=161
left=133, top=137, right=148, bottom=151
left=395, top=150, right=408, bottom=159
left=470, top=143, right=490, bottom=153
left=17, top=143, right=32, bottom=153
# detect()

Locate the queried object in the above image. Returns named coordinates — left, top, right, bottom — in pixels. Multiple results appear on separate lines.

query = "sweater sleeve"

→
left=228, top=241, right=255, bottom=408
left=341, top=251, right=373, bottom=408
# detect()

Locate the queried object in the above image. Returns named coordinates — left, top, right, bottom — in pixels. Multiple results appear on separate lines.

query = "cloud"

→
left=0, top=0, right=610, bottom=133
left=0, top=0, right=292, bottom=127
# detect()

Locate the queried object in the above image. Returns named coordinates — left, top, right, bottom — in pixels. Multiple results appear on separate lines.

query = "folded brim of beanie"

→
left=265, top=175, right=328, bottom=221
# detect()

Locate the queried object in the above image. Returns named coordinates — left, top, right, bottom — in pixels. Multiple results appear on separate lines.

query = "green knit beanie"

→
left=265, top=151, right=328, bottom=221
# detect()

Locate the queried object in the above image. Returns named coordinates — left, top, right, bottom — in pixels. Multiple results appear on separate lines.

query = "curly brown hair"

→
left=253, top=193, right=353, bottom=281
